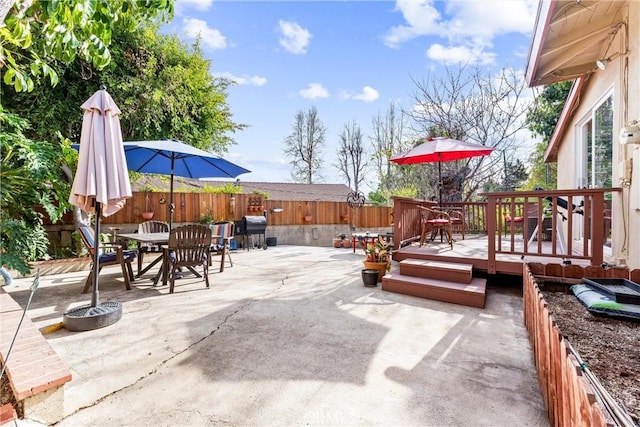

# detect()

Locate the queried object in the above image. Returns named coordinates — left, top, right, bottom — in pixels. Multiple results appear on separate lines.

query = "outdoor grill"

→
left=237, top=215, right=268, bottom=249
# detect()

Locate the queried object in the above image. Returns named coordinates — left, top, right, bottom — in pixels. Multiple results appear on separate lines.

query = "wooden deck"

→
left=394, top=234, right=591, bottom=276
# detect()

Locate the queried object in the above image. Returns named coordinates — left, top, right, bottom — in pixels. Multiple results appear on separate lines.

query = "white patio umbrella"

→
left=66, top=87, right=131, bottom=328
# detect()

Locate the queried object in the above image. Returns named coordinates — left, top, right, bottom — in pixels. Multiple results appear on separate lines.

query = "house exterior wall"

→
left=554, top=1, right=640, bottom=269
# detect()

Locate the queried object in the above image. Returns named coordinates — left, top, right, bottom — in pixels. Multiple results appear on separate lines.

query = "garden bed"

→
left=541, top=289, right=639, bottom=424
left=525, top=266, right=639, bottom=426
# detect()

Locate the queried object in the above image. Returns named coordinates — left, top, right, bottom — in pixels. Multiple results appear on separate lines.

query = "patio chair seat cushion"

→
left=426, top=219, right=451, bottom=225
left=209, top=222, right=235, bottom=273
left=98, top=250, right=137, bottom=263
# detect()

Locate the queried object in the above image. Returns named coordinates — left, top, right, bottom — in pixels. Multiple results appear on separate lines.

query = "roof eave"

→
left=525, top=0, right=556, bottom=88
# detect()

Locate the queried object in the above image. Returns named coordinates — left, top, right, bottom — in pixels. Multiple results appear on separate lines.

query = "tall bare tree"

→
left=283, top=106, right=326, bottom=184
left=370, top=103, right=407, bottom=194
left=406, top=65, right=532, bottom=202
left=336, top=120, right=367, bottom=193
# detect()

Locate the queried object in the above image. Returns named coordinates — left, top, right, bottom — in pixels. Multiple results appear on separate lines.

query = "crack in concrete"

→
left=52, top=300, right=255, bottom=425
left=51, top=267, right=297, bottom=425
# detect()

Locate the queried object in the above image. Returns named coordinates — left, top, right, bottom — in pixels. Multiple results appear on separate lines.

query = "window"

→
left=576, top=94, right=613, bottom=189
left=574, top=92, right=613, bottom=252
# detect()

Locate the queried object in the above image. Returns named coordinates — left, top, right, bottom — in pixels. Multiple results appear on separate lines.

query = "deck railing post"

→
left=591, top=193, right=605, bottom=266
left=487, top=195, right=497, bottom=274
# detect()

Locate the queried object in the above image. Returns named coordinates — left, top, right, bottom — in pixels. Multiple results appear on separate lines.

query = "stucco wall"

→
left=259, top=225, right=393, bottom=248
left=555, top=1, right=639, bottom=269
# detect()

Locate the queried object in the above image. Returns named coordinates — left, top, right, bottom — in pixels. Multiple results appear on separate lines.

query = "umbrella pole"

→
left=169, top=155, right=175, bottom=230
left=91, top=201, right=101, bottom=307
left=438, top=160, right=443, bottom=207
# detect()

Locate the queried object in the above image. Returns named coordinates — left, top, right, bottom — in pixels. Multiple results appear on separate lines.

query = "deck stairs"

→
left=382, top=259, right=487, bottom=308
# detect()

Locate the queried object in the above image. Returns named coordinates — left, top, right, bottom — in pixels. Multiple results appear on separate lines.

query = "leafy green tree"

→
left=0, top=0, right=174, bottom=272
left=524, top=81, right=572, bottom=189
left=1, top=0, right=174, bottom=92
left=0, top=109, right=71, bottom=273
left=502, top=158, right=528, bottom=191
left=4, top=26, right=246, bottom=153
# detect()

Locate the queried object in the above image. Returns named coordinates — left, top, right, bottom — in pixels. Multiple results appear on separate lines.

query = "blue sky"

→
left=164, top=0, right=539, bottom=192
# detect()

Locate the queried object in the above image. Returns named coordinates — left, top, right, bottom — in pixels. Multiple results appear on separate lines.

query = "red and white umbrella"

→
left=391, top=137, right=493, bottom=205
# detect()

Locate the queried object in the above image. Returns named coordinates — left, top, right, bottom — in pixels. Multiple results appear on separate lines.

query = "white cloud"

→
left=214, top=72, right=267, bottom=87
left=278, top=20, right=312, bottom=54
left=384, top=0, right=537, bottom=65
left=340, top=86, right=380, bottom=103
left=176, top=0, right=213, bottom=12
left=426, top=44, right=495, bottom=65
left=182, top=18, right=227, bottom=50
left=445, top=0, right=538, bottom=40
left=383, top=0, right=443, bottom=48
left=299, top=83, right=329, bottom=100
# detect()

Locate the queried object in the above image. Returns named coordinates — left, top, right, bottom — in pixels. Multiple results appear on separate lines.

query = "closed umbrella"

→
left=122, top=139, right=250, bottom=229
left=390, top=137, right=494, bottom=205
left=66, top=86, right=131, bottom=329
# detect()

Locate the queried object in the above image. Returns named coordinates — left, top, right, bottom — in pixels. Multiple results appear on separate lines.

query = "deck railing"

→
left=437, top=202, right=488, bottom=235
left=391, top=197, right=436, bottom=248
left=392, top=188, right=620, bottom=273
left=484, top=188, right=619, bottom=273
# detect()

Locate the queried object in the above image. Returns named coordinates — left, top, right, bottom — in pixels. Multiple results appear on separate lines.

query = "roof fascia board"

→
left=525, top=0, right=556, bottom=87
left=544, top=77, right=584, bottom=162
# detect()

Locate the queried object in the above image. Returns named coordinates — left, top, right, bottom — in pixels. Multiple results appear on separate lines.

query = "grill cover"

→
left=242, top=215, right=267, bottom=235
left=234, top=219, right=245, bottom=236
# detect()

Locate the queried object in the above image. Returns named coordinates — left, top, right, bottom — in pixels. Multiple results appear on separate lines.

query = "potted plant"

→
left=341, top=233, right=351, bottom=248
left=362, top=235, right=392, bottom=282
left=141, top=183, right=155, bottom=220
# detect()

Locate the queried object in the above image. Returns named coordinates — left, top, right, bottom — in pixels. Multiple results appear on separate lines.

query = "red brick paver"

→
left=0, top=288, right=71, bottom=400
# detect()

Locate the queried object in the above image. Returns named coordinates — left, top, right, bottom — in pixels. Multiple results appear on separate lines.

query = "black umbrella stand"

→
left=63, top=201, right=123, bottom=332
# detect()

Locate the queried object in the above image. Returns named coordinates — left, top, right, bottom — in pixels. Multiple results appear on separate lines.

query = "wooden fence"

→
left=522, top=263, right=640, bottom=426
left=52, top=192, right=393, bottom=229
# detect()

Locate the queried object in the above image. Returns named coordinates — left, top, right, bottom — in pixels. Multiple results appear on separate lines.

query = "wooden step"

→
left=399, top=259, right=473, bottom=284
left=382, top=272, right=486, bottom=308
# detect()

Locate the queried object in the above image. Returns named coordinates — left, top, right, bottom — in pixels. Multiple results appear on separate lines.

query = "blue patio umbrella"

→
left=122, top=139, right=250, bottom=228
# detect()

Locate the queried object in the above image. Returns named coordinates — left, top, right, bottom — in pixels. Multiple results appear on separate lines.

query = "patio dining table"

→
left=119, top=231, right=222, bottom=288
left=118, top=232, right=169, bottom=281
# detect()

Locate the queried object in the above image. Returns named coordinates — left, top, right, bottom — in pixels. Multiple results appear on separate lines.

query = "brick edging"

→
left=0, top=288, right=72, bottom=401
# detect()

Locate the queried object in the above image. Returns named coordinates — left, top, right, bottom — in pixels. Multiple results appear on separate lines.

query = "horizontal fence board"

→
left=49, top=192, right=393, bottom=228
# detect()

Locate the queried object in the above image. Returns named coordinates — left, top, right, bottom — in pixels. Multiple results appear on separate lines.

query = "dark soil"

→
left=1, top=372, right=22, bottom=418
left=541, top=288, right=640, bottom=425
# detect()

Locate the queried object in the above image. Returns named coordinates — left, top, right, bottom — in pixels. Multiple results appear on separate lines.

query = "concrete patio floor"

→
left=6, top=245, right=548, bottom=426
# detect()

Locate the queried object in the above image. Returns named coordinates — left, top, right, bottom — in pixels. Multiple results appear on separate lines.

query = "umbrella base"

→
left=63, top=302, right=122, bottom=332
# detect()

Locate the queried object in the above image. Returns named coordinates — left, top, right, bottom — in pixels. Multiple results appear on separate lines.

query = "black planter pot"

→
left=362, top=269, right=379, bottom=287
